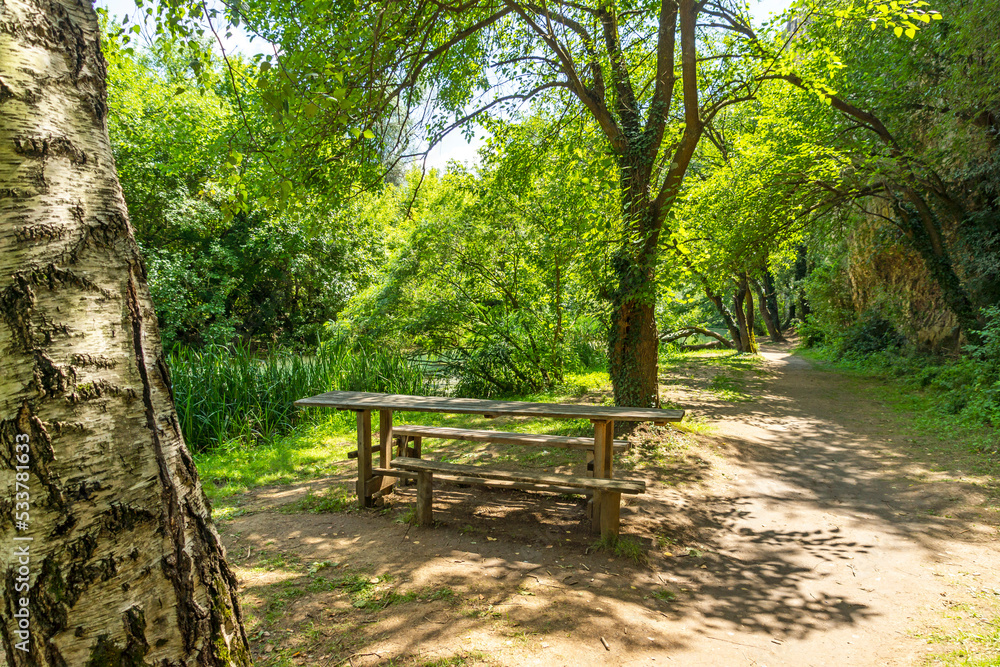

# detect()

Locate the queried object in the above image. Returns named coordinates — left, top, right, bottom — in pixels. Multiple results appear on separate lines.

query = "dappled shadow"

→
left=220, top=342, right=998, bottom=664
left=224, top=473, right=882, bottom=664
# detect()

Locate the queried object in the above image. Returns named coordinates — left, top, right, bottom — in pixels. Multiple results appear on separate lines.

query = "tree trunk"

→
left=732, top=275, right=759, bottom=354
left=742, top=276, right=760, bottom=353
left=608, top=249, right=660, bottom=408
left=793, top=243, right=810, bottom=321
left=752, top=278, right=785, bottom=342
left=551, top=255, right=564, bottom=383
left=608, top=185, right=661, bottom=408
left=762, top=270, right=784, bottom=334
left=707, top=292, right=743, bottom=350
left=0, top=0, right=251, bottom=664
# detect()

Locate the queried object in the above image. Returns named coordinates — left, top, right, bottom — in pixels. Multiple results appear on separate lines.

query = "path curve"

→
left=651, top=342, right=999, bottom=666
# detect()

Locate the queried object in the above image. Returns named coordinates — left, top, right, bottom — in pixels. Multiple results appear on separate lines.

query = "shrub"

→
left=838, top=313, right=905, bottom=358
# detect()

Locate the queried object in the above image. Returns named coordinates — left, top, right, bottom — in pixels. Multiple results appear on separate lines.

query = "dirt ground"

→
left=218, top=341, right=1000, bottom=666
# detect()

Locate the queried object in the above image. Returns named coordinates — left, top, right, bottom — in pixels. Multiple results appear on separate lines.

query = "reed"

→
left=169, top=339, right=430, bottom=451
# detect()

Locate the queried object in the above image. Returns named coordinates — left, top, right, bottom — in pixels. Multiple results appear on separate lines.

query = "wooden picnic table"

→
left=294, top=390, right=684, bottom=528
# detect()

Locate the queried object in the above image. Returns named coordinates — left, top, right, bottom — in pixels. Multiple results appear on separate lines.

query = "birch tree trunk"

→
left=0, top=0, right=251, bottom=664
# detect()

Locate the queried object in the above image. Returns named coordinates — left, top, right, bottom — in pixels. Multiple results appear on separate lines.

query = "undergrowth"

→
left=170, top=335, right=432, bottom=452
left=799, top=307, right=1000, bottom=454
left=798, top=308, right=1000, bottom=463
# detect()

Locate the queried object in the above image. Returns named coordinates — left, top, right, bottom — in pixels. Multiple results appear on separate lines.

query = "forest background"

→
left=97, top=0, right=999, bottom=457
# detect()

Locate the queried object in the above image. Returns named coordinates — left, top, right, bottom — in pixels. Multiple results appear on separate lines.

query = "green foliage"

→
left=799, top=259, right=855, bottom=347
left=104, top=26, right=390, bottom=351
left=343, top=119, right=616, bottom=396
left=652, top=589, right=677, bottom=603
left=170, top=337, right=429, bottom=452
left=838, top=313, right=905, bottom=358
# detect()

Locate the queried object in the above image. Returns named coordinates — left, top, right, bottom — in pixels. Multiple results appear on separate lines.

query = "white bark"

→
left=0, top=0, right=249, bottom=664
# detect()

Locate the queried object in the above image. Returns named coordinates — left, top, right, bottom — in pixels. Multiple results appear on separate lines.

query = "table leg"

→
left=356, top=410, right=373, bottom=508
left=599, top=491, right=621, bottom=539
left=372, top=409, right=396, bottom=499
left=588, top=419, right=613, bottom=529
left=379, top=409, right=394, bottom=468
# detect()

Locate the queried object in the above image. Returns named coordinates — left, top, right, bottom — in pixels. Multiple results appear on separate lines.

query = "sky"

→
left=96, top=0, right=795, bottom=170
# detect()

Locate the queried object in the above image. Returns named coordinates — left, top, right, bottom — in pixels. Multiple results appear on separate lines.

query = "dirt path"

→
left=222, top=343, right=1000, bottom=666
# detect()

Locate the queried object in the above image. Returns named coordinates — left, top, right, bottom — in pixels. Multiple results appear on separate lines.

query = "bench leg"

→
left=416, top=471, right=434, bottom=526
left=599, top=490, right=621, bottom=540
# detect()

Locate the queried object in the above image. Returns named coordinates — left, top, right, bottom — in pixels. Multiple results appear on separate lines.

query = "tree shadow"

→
left=224, top=345, right=997, bottom=664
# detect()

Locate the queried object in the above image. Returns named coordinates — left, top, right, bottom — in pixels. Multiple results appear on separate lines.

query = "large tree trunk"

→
left=0, top=0, right=251, bottom=664
left=608, top=197, right=660, bottom=408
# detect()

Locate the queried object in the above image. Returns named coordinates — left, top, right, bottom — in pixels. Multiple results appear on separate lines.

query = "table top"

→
left=295, top=390, right=684, bottom=422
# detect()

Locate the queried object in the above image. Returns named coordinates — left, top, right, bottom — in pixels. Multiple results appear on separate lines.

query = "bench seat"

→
left=389, top=456, right=645, bottom=538
left=392, top=424, right=630, bottom=452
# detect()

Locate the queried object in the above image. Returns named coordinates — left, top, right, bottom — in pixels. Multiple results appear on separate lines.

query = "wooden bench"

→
left=389, top=424, right=630, bottom=472
left=389, top=456, right=646, bottom=539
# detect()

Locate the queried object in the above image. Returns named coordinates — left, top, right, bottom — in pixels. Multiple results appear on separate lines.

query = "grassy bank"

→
left=798, top=346, right=999, bottom=472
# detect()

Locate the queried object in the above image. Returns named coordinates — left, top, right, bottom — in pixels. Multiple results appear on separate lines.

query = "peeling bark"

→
left=0, top=0, right=250, bottom=664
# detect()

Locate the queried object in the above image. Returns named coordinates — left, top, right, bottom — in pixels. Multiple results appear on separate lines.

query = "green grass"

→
left=590, top=534, right=648, bottom=565
left=659, top=347, right=767, bottom=403
left=918, top=590, right=1000, bottom=666
left=660, top=347, right=766, bottom=372
left=707, top=374, right=755, bottom=402
left=195, top=417, right=357, bottom=503
left=278, top=486, right=354, bottom=514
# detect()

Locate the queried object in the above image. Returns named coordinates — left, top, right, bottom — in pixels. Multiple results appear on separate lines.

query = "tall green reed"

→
left=168, top=339, right=430, bottom=452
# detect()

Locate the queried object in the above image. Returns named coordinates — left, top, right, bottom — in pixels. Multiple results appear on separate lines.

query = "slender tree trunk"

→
left=762, top=270, right=784, bottom=335
left=707, top=292, right=743, bottom=350
left=732, top=275, right=759, bottom=354
left=552, top=256, right=564, bottom=382
left=741, top=275, right=760, bottom=354
left=793, top=244, right=811, bottom=320
left=0, top=0, right=250, bottom=664
left=752, top=277, right=785, bottom=342
left=732, top=285, right=749, bottom=353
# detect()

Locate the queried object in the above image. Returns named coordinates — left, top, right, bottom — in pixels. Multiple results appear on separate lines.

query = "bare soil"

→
left=218, top=341, right=1000, bottom=666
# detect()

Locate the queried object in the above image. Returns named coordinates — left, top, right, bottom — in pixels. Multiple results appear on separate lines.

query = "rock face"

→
left=846, top=213, right=961, bottom=352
